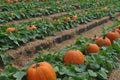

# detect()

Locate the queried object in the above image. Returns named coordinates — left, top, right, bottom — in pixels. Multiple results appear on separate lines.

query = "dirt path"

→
left=42, top=20, right=113, bottom=53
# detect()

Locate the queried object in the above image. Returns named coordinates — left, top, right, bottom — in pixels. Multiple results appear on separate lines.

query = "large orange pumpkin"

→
left=63, top=50, right=84, bottom=65
left=6, top=27, right=18, bottom=33
left=94, top=36, right=111, bottom=47
left=27, top=62, right=56, bottom=80
left=106, top=31, right=120, bottom=43
left=87, top=43, right=99, bottom=54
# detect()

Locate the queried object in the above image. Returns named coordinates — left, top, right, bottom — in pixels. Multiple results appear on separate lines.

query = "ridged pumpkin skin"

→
left=95, top=36, right=111, bottom=47
left=63, top=50, right=84, bottom=65
left=106, top=31, right=120, bottom=43
left=27, top=62, right=56, bottom=80
left=87, top=43, right=99, bottom=54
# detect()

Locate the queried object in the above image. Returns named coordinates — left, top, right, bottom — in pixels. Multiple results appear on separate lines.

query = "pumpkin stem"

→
left=29, top=25, right=32, bottom=27
left=94, top=35, right=96, bottom=38
left=33, top=63, right=40, bottom=68
left=103, top=34, right=106, bottom=39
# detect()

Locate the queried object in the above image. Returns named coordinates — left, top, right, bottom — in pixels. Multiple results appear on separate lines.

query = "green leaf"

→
left=5, top=65, right=18, bottom=73
left=97, top=68, right=108, bottom=79
left=88, top=69, right=97, bottom=77
left=54, top=66, right=59, bottom=72
left=0, top=54, right=9, bottom=65
left=0, top=75, right=8, bottom=80
left=13, top=71, right=26, bottom=80
left=22, top=61, right=35, bottom=70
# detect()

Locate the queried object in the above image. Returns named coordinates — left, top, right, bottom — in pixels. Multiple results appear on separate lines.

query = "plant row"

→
left=0, top=0, right=77, bottom=12
left=0, top=21, right=120, bottom=80
left=0, top=0, right=118, bottom=23
left=0, top=4, right=119, bottom=51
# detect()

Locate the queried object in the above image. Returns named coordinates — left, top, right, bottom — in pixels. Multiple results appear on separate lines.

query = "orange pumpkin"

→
left=87, top=43, right=99, bottom=54
left=101, top=6, right=107, bottom=11
left=6, top=27, right=18, bottom=33
left=115, top=29, right=120, bottom=33
left=5, top=0, right=10, bottom=3
left=106, top=31, right=120, bottom=43
left=13, top=0, right=18, bottom=3
left=72, top=15, right=77, bottom=21
left=64, top=17, right=70, bottom=22
left=63, top=50, right=84, bottom=65
left=115, top=25, right=120, bottom=34
left=95, top=36, right=111, bottom=47
left=27, top=62, right=56, bottom=80
left=27, top=25, right=37, bottom=30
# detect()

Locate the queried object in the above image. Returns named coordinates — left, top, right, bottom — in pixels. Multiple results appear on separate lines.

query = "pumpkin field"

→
left=0, top=0, right=120, bottom=80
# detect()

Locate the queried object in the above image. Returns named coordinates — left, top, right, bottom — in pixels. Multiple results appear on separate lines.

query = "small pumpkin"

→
left=27, top=62, right=56, bottom=80
left=64, top=17, right=70, bottom=22
left=87, top=43, right=99, bottom=54
left=63, top=50, right=84, bottom=65
left=27, top=25, right=37, bottom=30
left=13, top=0, right=18, bottom=3
left=72, top=15, right=77, bottom=21
left=56, top=1, right=60, bottom=4
left=94, top=36, right=111, bottom=47
left=101, top=6, right=107, bottom=11
left=54, top=19, right=60, bottom=23
left=61, top=6, right=64, bottom=9
left=5, top=0, right=10, bottom=3
left=106, top=31, right=120, bottom=43
left=6, top=27, right=18, bottom=33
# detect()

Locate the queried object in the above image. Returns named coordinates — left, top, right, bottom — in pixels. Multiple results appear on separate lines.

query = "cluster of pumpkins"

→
left=5, top=25, right=37, bottom=33
left=26, top=25, right=120, bottom=80
left=5, top=0, right=45, bottom=3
